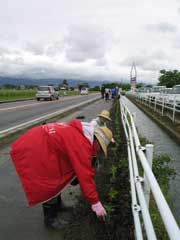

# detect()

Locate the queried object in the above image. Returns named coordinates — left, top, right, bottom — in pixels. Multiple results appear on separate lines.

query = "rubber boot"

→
left=43, top=202, right=66, bottom=230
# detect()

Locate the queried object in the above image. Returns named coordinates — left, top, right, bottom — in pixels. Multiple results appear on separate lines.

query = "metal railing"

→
left=120, top=97, right=180, bottom=240
left=134, top=94, right=180, bottom=122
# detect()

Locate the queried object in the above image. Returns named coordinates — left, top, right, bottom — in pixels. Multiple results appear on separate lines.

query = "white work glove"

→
left=91, top=201, right=107, bottom=221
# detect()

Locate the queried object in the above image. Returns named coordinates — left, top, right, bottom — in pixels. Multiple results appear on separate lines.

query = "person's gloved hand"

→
left=91, top=201, right=107, bottom=221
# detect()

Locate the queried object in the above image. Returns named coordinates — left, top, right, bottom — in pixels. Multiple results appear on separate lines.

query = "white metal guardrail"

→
left=132, top=93, right=180, bottom=122
left=120, top=97, right=180, bottom=240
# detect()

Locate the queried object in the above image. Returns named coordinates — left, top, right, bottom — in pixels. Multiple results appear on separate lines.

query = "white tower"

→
left=130, top=62, right=137, bottom=92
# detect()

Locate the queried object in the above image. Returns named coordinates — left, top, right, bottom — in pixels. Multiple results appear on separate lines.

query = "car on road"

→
left=36, top=86, right=59, bottom=101
left=80, top=87, right=89, bottom=95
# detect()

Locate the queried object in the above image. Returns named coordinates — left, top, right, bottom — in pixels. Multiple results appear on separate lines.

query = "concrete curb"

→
left=0, top=96, right=100, bottom=143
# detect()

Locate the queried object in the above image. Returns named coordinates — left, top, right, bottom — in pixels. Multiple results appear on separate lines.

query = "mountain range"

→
left=0, top=76, right=119, bottom=87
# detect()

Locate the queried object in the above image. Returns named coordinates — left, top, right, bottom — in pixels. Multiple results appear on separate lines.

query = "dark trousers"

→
left=42, top=194, right=61, bottom=224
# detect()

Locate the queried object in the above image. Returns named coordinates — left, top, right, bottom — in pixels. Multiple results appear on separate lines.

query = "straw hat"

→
left=98, top=110, right=112, bottom=121
left=94, top=126, right=113, bottom=156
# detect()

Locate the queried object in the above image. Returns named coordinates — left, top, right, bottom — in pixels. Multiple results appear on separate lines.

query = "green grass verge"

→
left=0, top=89, right=36, bottom=101
left=0, top=89, right=98, bottom=101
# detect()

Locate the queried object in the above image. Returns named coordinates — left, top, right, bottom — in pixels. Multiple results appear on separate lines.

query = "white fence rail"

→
left=120, top=97, right=180, bottom=240
left=134, top=93, right=180, bottom=122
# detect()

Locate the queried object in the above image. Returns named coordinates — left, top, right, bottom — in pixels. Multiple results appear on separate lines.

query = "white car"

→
left=36, top=86, right=59, bottom=101
left=80, top=88, right=89, bottom=95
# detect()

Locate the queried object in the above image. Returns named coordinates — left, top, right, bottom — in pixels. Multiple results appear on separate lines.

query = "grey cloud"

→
left=0, top=45, right=25, bottom=58
left=0, top=56, right=54, bottom=78
left=173, top=42, right=180, bottom=49
left=24, top=42, right=45, bottom=55
left=0, top=55, right=25, bottom=65
left=121, top=50, right=168, bottom=72
left=172, top=34, right=180, bottom=49
left=65, top=24, right=110, bottom=62
left=121, top=58, right=156, bottom=71
left=146, top=22, right=177, bottom=33
left=24, top=40, right=66, bottom=57
left=45, top=42, right=65, bottom=57
left=0, top=53, right=116, bottom=81
left=95, top=58, right=107, bottom=67
left=0, top=56, right=27, bottom=76
left=121, top=55, right=149, bottom=68
left=142, top=62, right=160, bottom=71
left=150, top=50, right=167, bottom=60
left=20, top=67, right=54, bottom=79
left=0, top=46, right=10, bottom=56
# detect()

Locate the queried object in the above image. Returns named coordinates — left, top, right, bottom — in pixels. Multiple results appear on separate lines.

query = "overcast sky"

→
left=0, top=0, right=180, bottom=84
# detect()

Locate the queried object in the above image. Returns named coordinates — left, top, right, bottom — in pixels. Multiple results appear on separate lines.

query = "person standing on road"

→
left=100, top=86, right=105, bottom=99
left=105, top=88, right=109, bottom=101
left=10, top=120, right=113, bottom=229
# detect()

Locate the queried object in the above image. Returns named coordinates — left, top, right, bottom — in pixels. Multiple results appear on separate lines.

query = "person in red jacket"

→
left=10, top=120, right=113, bottom=229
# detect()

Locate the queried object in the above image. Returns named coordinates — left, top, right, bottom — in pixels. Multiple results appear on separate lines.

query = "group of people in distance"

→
left=101, top=87, right=120, bottom=101
left=10, top=109, right=114, bottom=230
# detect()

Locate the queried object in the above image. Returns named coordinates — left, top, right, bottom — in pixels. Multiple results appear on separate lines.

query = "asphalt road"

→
left=0, top=93, right=99, bottom=131
left=0, top=98, right=112, bottom=240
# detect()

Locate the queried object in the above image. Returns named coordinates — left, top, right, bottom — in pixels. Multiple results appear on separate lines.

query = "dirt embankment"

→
left=127, top=96, right=180, bottom=145
left=64, top=99, right=134, bottom=240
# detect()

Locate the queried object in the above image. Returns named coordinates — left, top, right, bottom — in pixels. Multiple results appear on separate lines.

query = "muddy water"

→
left=122, top=96, right=180, bottom=221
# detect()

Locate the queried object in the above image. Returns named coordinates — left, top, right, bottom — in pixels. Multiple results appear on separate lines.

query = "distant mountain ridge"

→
left=0, top=76, right=114, bottom=87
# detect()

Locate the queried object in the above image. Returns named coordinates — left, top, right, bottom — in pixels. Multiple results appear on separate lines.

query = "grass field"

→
left=0, top=89, right=36, bottom=101
left=0, top=89, right=97, bottom=101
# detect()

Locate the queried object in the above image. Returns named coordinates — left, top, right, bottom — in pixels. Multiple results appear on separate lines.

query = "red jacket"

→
left=10, top=120, right=99, bottom=207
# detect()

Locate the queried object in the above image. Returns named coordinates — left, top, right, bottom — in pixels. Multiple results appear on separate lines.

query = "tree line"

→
left=158, top=69, right=180, bottom=87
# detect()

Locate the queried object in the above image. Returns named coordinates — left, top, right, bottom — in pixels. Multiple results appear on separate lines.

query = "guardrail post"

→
left=143, top=144, right=154, bottom=208
left=154, top=97, right=157, bottom=111
left=149, top=96, right=151, bottom=107
left=172, top=96, right=176, bottom=122
left=161, top=97, right=165, bottom=116
left=145, top=96, right=148, bottom=105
